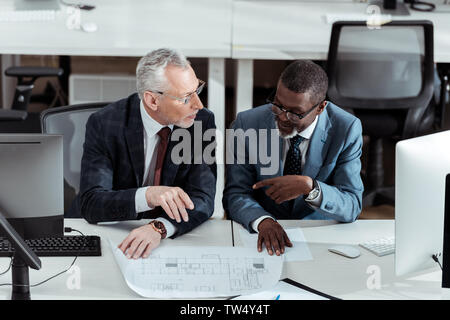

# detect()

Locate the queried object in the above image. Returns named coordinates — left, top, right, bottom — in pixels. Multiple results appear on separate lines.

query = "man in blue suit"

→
left=223, top=60, right=363, bottom=256
left=78, top=48, right=216, bottom=259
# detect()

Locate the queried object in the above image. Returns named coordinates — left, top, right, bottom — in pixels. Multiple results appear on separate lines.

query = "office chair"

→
left=326, top=20, right=436, bottom=207
left=40, top=102, right=109, bottom=217
left=0, top=66, right=63, bottom=132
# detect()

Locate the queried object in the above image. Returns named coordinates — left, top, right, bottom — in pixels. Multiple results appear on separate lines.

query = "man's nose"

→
left=277, top=110, right=289, bottom=122
left=191, top=93, right=204, bottom=110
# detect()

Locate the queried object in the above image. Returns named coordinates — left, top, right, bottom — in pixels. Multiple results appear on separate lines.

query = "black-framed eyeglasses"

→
left=266, top=90, right=321, bottom=123
left=153, top=79, right=206, bottom=105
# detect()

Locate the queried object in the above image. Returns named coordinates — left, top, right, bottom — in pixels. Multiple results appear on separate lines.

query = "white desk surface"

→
left=232, top=1, right=450, bottom=62
left=0, top=218, right=233, bottom=300
left=1, top=218, right=448, bottom=300
left=233, top=219, right=448, bottom=300
left=0, top=0, right=232, bottom=58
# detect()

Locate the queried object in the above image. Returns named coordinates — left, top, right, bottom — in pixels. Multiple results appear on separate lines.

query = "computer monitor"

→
left=395, top=130, right=450, bottom=276
left=0, top=134, right=63, bottom=240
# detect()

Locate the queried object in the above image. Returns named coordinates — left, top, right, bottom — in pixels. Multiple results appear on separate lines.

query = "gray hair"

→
left=136, top=48, right=190, bottom=99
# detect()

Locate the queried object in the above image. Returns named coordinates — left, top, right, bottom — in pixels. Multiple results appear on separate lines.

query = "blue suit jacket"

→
left=223, top=102, right=363, bottom=232
left=76, top=93, right=217, bottom=238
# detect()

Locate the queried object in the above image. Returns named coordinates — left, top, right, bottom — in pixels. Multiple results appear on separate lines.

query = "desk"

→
left=232, top=1, right=450, bottom=113
left=233, top=220, right=448, bottom=300
left=0, top=218, right=233, bottom=300
left=1, top=218, right=448, bottom=300
left=0, top=0, right=232, bottom=218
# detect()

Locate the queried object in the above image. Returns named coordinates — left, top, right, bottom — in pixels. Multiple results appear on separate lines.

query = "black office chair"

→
left=41, top=102, right=110, bottom=217
left=326, top=20, right=436, bottom=207
left=0, top=66, right=63, bottom=132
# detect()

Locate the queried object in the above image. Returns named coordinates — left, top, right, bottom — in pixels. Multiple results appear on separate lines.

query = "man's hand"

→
left=257, top=218, right=293, bottom=256
left=118, top=224, right=162, bottom=259
left=253, top=175, right=313, bottom=204
left=146, top=186, right=194, bottom=222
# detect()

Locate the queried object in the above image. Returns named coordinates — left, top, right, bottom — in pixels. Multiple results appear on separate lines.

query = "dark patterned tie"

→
left=153, top=127, right=171, bottom=186
left=283, top=135, right=304, bottom=176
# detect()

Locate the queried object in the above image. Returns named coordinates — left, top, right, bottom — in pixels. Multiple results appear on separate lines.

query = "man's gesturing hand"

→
left=257, top=218, right=293, bottom=256
left=118, top=224, right=162, bottom=259
left=146, top=186, right=194, bottom=223
left=253, top=175, right=313, bottom=204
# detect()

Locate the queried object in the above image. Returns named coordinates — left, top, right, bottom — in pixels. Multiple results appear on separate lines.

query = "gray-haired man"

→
left=76, top=48, right=217, bottom=259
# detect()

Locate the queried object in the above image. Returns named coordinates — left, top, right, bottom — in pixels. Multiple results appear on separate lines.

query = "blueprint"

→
left=109, top=240, right=283, bottom=298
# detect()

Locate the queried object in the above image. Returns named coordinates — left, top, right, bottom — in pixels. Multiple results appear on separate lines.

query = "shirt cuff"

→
left=304, top=181, right=323, bottom=209
left=135, top=187, right=154, bottom=213
left=155, top=217, right=177, bottom=238
left=251, top=215, right=276, bottom=233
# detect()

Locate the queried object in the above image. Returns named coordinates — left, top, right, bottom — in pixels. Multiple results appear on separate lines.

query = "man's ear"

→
left=143, top=91, right=159, bottom=111
left=316, top=100, right=328, bottom=115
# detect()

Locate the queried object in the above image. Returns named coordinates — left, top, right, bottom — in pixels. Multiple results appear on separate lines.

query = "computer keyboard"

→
left=0, top=235, right=101, bottom=257
left=324, top=13, right=392, bottom=25
left=359, top=236, right=395, bottom=257
left=0, top=10, right=56, bottom=22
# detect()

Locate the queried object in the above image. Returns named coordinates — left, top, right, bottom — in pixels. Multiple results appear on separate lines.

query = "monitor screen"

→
left=0, top=134, right=64, bottom=239
left=395, top=130, right=450, bottom=276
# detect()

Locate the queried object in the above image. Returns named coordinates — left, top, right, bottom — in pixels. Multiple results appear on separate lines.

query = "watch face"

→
left=308, top=188, right=320, bottom=200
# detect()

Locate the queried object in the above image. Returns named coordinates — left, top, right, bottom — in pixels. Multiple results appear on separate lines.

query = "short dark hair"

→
left=280, top=60, right=328, bottom=105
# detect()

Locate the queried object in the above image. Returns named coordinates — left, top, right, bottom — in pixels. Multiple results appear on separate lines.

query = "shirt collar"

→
left=140, top=100, right=174, bottom=136
left=297, top=115, right=318, bottom=140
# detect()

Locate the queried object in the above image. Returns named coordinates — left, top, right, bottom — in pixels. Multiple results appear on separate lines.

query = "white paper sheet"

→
left=233, top=280, right=329, bottom=300
left=238, top=228, right=313, bottom=262
left=109, top=240, right=283, bottom=298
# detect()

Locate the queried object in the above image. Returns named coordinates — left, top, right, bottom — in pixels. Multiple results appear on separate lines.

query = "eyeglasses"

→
left=153, top=79, right=206, bottom=105
left=266, top=90, right=321, bottom=123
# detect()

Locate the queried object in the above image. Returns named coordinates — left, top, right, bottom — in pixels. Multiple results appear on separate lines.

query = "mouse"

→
left=81, top=22, right=98, bottom=33
left=328, top=245, right=361, bottom=259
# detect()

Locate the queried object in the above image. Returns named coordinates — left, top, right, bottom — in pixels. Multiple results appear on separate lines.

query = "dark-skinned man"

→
left=223, top=60, right=363, bottom=256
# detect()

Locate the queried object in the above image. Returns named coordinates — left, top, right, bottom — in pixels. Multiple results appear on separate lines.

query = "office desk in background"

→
left=232, top=219, right=447, bottom=300
left=0, top=219, right=233, bottom=300
left=232, top=0, right=450, bottom=114
left=0, top=0, right=232, bottom=219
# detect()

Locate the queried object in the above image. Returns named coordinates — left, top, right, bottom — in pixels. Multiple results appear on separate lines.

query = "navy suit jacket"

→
left=76, top=93, right=217, bottom=238
left=223, top=103, right=364, bottom=232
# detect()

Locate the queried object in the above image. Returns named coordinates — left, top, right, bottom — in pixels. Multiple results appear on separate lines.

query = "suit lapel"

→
left=293, top=107, right=333, bottom=216
left=302, top=108, right=332, bottom=180
left=263, top=109, right=285, bottom=179
left=124, top=96, right=145, bottom=187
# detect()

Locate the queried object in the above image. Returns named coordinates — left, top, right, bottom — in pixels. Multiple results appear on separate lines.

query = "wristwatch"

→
left=305, top=179, right=320, bottom=201
left=149, top=220, right=167, bottom=239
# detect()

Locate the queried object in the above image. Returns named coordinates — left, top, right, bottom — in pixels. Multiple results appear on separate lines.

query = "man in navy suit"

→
left=223, top=60, right=363, bottom=256
left=78, top=48, right=216, bottom=259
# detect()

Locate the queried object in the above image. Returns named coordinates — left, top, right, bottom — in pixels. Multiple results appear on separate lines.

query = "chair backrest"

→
left=326, top=20, right=435, bottom=138
left=327, top=20, right=434, bottom=110
left=40, top=103, right=109, bottom=211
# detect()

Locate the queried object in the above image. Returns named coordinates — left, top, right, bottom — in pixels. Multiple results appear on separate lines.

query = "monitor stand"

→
left=11, top=254, right=31, bottom=300
left=14, top=0, right=60, bottom=11
left=369, top=0, right=411, bottom=15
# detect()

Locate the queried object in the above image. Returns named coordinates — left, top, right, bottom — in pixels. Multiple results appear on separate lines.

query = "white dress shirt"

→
left=134, top=100, right=176, bottom=237
left=251, top=115, right=323, bottom=232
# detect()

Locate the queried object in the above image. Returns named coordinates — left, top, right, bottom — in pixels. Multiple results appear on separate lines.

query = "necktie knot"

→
left=290, top=135, right=304, bottom=148
left=157, top=127, right=171, bottom=141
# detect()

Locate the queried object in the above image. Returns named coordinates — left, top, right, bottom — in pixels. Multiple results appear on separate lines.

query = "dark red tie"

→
left=153, top=127, right=171, bottom=186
